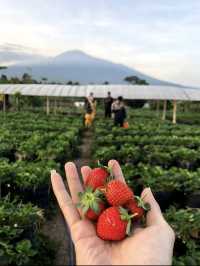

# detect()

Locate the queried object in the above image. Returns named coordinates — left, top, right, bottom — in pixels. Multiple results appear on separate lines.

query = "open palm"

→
left=51, top=160, right=175, bottom=265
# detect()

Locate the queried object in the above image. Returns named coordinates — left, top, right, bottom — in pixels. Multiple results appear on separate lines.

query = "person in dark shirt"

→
left=111, top=96, right=127, bottom=127
left=104, top=91, right=113, bottom=118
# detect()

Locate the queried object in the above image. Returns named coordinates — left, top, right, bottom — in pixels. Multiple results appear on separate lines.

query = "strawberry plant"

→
left=173, top=250, right=200, bottom=266
left=165, top=207, right=200, bottom=243
left=94, top=146, right=118, bottom=163
left=0, top=197, right=56, bottom=266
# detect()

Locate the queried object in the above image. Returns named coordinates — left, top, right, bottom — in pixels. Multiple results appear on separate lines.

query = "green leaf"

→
left=92, top=201, right=100, bottom=214
left=78, top=192, right=83, bottom=198
left=82, top=205, right=89, bottom=215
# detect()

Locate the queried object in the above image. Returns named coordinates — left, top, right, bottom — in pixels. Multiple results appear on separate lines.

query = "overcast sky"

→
left=0, top=0, right=200, bottom=86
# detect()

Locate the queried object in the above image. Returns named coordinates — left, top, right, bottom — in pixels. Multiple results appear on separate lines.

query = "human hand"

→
left=51, top=160, right=175, bottom=265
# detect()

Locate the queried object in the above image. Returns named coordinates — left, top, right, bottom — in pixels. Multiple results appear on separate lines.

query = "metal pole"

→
left=162, top=100, right=167, bottom=121
left=16, top=97, right=19, bottom=111
left=172, top=100, right=177, bottom=124
left=156, top=100, right=160, bottom=116
left=3, top=94, right=6, bottom=113
left=46, top=96, right=50, bottom=115
left=54, top=99, right=57, bottom=114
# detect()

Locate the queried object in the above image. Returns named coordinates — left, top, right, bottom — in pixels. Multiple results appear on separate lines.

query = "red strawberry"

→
left=125, top=199, right=144, bottom=220
left=125, top=196, right=150, bottom=220
left=85, top=167, right=109, bottom=190
left=86, top=202, right=105, bottom=220
left=78, top=187, right=105, bottom=221
left=97, top=206, right=134, bottom=241
left=105, top=180, right=134, bottom=206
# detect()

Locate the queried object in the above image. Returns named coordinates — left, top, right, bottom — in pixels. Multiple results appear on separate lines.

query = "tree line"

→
left=0, top=66, right=149, bottom=86
left=0, top=73, right=81, bottom=85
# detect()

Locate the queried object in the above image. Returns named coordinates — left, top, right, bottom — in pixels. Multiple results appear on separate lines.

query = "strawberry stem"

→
left=135, top=196, right=151, bottom=211
left=97, top=160, right=114, bottom=179
left=130, top=213, right=138, bottom=218
left=126, top=220, right=132, bottom=236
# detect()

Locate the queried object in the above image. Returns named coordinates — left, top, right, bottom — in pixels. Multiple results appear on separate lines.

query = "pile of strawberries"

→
left=78, top=166, right=150, bottom=241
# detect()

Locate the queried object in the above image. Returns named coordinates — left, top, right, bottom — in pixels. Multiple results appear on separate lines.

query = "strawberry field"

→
left=0, top=108, right=200, bottom=265
left=0, top=112, right=82, bottom=265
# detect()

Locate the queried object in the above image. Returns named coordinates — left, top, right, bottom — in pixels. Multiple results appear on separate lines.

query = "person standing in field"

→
left=111, top=96, right=127, bottom=127
left=104, top=91, right=113, bottom=118
left=84, top=92, right=97, bottom=127
left=88, top=92, right=97, bottom=121
left=84, top=97, right=93, bottom=128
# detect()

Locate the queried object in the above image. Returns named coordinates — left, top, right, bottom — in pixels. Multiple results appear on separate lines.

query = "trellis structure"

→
left=0, top=84, right=200, bottom=123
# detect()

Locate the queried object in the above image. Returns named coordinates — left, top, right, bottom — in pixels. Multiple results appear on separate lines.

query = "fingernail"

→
left=141, top=187, right=151, bottom=198
left=65, top=162, right=74, bottom=169
left=109, top=160, right=116, bottom=168
left=50, top=169, right=57, bottom=176
left=146, top=187, right=152, bottom=194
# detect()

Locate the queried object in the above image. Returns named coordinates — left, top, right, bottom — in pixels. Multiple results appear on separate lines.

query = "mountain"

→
left=0, top=49, right=181, bottom=85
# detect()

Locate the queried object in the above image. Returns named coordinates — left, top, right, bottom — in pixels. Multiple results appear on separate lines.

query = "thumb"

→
left=141, top=188, right=166, bottom=227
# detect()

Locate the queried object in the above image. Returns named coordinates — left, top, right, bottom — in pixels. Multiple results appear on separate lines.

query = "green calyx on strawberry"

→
left=119, top=207, right=137, bottom=236
left=97, top=160, right=113, bottom=178
left=134, top=196, right=151, bottom=211
left=125, top=196, right=151, bottom=220
left=78, top=187, right=105, bottom=220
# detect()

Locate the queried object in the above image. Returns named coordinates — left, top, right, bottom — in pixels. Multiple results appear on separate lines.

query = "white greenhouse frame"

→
left=1, top=84, right=200, bottom=123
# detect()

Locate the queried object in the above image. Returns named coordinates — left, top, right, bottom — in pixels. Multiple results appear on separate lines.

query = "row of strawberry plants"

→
left=94, top=144, right=200, bottom=170
left=130, top=107, right=200, bottom=126
left=0, top=114, right=81, bottom=162
left=122, top=163, right=198, bottom=191
left=0, top=159, right=59, bottom=208
left=94, top=118, right=200, bottom=148
left=97, top=134, right=200, bottom=148
left=122, top=163, right=200, bottom=210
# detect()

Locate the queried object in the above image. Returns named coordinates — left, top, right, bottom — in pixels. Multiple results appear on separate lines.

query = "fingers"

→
left=65, top=162, right=83, bottom=205
left=51, top=170, right=80, bottom=227
left=141, top=188, right=165, bottom=226
left=81, top=166, right=92, bottom=184
left=108, top=159, right=126, bottom=183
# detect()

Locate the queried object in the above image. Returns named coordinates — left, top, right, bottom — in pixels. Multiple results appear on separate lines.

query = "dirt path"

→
left=74, top=129, right=93, bottom=176
left=42, top=129, right=93, bottom=265
left=42, top=210, right=75, bottom=266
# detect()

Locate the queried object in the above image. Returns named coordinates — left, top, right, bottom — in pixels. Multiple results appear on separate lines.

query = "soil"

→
left=41, top=129, right=93, bottom=265
left=185, top=192, right=200, bottom=208
left=74, top=129, right=93, bottom=176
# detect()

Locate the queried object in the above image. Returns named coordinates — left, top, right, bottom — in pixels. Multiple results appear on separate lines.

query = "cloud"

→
left=0, top=43, right=47, bottom=65
left=0, top=43, right=40, bottom=54
left=0, top=0, right=199, bottom=85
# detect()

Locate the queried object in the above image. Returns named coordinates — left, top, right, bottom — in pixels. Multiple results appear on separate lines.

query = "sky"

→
left=0, top=0, right=200, bottom=86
